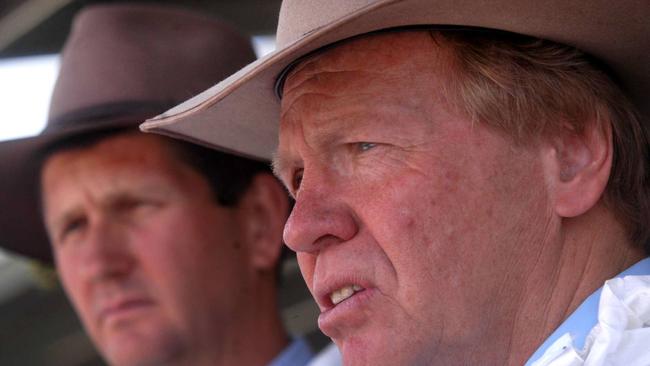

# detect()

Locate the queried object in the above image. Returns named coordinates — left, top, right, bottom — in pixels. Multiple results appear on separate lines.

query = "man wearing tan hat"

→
left=0, top=3, right=342, bottom=366
left=142, top=0, right=650, bottom=365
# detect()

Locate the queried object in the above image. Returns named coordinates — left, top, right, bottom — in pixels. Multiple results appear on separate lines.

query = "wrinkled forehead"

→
left=278, top=31, right=453, bottom=136
left=275, top=31, right=453, bottom=169
left=281, top=30, right=445, bottom=103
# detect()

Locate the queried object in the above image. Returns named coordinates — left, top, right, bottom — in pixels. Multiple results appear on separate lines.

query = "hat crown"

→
left=277, top=0, right=380, bottom=47
left=48, top=3, right=256, bottom=127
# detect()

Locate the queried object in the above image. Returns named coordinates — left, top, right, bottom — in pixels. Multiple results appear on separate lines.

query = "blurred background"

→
left=0, top=1, right=321, bottom=365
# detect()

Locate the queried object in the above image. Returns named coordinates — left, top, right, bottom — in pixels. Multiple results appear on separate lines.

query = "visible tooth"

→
left=331, top=286, right=353, bottom=305
left=330, top=285, right=363, bottom=305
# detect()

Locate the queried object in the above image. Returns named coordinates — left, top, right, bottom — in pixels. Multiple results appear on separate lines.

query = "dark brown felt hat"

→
left=0, top=3, right=256, bottom=262
left=141, top=0, right=650, bottom=162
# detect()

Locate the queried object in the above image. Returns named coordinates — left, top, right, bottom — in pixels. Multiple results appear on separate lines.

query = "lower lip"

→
left=319, top=288, right=376, bottom=332
left=101, top=300, right=154, bottom=325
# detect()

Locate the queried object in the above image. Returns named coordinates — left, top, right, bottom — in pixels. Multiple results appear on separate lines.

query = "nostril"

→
left=313, top=234, right=346, bottom=249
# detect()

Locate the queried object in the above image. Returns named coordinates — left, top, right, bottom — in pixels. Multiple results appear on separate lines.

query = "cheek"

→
left=130, top=210, right=212, bottom=293
left=54, top=252, right=80, bottom=297
left=354, top=152, right=539, bottom=299
left=138, top=206, right=248, bottom=295
left=55, top=254, right=99, bottom=334
left=136, top=205, right=223, bottom=261
left=130, top=221, right=224, bottom=331
left=355, top=166, right=450, bottom=262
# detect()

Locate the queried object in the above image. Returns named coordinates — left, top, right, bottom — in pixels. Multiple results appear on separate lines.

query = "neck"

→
left=504, top=203, right=646, bottom=365
left=178, top=277, right=290, bottom=366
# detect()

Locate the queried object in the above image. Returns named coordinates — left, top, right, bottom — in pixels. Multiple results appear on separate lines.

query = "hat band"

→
left=45, top=100, right=173, bottom=133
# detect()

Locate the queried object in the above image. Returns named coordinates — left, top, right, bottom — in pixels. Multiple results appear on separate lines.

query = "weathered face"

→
left=41, top=132, right=253, bottom=366
left=276, top=32, right=555, bottom=365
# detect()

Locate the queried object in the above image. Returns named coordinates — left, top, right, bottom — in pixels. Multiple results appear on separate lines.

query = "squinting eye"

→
left=57, top=217, right=87, bottom=244
left=358, top=142, right=377, bottom=152
left=292, top=169, right=304, bottom=192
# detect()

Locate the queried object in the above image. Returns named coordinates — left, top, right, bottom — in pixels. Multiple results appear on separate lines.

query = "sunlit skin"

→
left=274, top=32, right=645, bottom=365
left=41, top=132, right=288, bottom=366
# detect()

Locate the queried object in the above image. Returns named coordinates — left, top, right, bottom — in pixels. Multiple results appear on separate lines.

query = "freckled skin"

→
left=277, top=32, right=557, bottom=365
left=275, top=32, right=642, bottom=366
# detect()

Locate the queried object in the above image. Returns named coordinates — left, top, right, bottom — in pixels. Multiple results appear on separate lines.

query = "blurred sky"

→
left=0, top=54, right=59, bottom=141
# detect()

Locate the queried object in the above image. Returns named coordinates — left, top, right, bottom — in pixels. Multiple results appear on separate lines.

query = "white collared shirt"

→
left=531, top=271, right=650, bottom=366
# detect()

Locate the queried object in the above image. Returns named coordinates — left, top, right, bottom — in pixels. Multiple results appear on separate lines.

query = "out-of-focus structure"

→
left=0, top=1, right=324, bottom=365
left=0, top=0, right=281, bottom=58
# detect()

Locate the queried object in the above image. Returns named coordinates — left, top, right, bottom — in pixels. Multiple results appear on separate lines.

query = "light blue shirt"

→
left=525, top=257, right=650, bottom=365
left=268, top=337, right=314, bottom=366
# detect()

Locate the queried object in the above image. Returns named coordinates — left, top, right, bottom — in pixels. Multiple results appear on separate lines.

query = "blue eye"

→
left=358, top=142, right=377, bottom=152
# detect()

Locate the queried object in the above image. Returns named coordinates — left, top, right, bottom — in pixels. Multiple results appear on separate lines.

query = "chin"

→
left=104, top=342, right=184, bottom=366
left=341, top=347, right=422, bottom=366
left=100, top=326, right=186, bottom=366
left=338, top=332, right=427, bottom=366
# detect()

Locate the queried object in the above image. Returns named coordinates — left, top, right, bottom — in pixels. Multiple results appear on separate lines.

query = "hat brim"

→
left=0, top=114, right=153, bottom=263
left=140, top=0, right=650, bottom=161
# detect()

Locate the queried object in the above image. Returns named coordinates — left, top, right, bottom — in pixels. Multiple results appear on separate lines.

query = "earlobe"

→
left=546, top=123, right=613, bottom=218
left=237, top=173, right=290, bottom=271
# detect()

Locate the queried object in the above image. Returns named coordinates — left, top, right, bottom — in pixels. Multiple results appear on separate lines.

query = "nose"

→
left=283, top=176, right=358, bottom=253
left=78, top=217, right=134, bottom=282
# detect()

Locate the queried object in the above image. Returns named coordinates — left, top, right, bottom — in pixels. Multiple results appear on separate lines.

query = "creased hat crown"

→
left=49, top=3, right=256, bottom=125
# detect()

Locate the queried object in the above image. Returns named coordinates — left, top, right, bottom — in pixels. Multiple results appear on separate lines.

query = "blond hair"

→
left=432, top=30, right=649, bottom=251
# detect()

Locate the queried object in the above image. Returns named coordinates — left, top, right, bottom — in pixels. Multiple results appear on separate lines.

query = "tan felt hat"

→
left=0, top=3, right=256, bottom=262
left=141, top=0, right=650, bottom=162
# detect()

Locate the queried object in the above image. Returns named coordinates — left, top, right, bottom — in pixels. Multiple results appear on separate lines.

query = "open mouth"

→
left=318, top=283, right=374, bottom=333
left=329, top=284, right=364, bottom=305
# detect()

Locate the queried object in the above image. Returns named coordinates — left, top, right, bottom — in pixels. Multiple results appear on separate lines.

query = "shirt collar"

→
left=525, top=257, right=650, bottom=365
left=267, top=337, right=314, bottom=366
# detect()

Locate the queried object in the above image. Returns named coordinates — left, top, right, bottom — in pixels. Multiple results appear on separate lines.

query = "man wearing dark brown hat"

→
left=0, top=3, right=342, bottom=366
left=142, top=0, right=650, bottom=365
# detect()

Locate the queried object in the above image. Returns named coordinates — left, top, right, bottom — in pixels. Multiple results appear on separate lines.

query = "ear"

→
left=543, top=122, right=612, bottom=218
left=236, top=173, right=290, bottom=271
